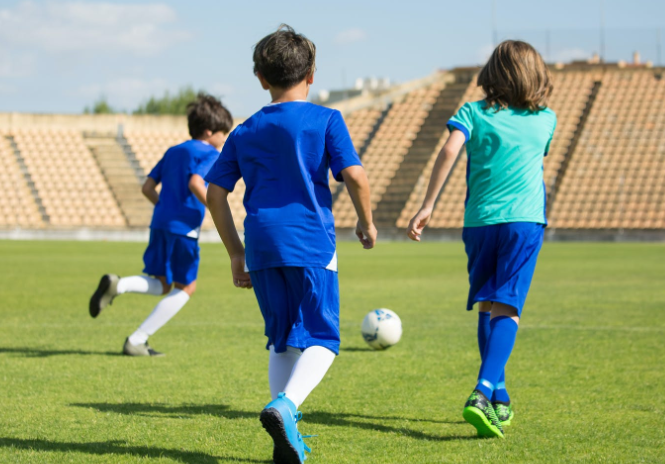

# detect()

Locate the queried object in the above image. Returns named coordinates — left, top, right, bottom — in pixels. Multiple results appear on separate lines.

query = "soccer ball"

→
left=361, top=309, right=402, bottom=350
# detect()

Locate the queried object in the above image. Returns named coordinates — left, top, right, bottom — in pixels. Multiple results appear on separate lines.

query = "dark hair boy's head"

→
left=253, top=24, right=316, bottom=89
left=478, top=40, right=553, bottom=112
left=187, top=93, right=233, bottom=139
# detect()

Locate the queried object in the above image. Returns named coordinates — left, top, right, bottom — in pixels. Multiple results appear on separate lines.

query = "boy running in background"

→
left=206, top=25, right=375, bottom=464
left=407, top=41, right=556, bottom=438
left=89, top=94, right=233, bottom=356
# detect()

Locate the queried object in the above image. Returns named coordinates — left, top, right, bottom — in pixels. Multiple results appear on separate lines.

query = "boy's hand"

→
left=231, top=255, right=252, bottom=289
left=407, top=207, right=432, bottom=242
left=356, top=221, right=377, bottom=249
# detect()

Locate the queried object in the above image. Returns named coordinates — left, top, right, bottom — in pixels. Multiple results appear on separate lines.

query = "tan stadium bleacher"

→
left=332, top=82, right=444, bottom=227
left=550, top=70, right=665, bottom=229
left=124, top=129, right=246, bottom=230
left=0, top=132, right=43, bottom=228
left=397, top=79, right=484, bottom=228
left=329, top=107, right=384, bottom=194
left=12, top=129, right=126, bottom=227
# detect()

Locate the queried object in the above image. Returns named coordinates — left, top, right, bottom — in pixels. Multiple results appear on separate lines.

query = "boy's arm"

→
left=206, top=183, right=252, bottom=289
left=141, top=177, right=160, bottom=205
left=189, top=174, right=208, bottom=207
left=407, top=130, right=465, bottom=241
left=341, top=165, right=377, bottom=249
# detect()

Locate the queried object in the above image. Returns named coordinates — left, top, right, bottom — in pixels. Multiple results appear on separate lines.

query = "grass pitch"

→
left=0, top=240, right=663, bottom=463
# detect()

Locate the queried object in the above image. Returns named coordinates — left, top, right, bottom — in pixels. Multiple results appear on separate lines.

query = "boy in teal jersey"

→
left=408, top=40, right=556, bottom=438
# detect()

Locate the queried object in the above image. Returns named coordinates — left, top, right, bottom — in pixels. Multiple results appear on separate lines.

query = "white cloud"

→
left=334, top=28, right=368, bottom=45
left=78, top=77, right=170, bottom=109
left=0, top=1, right=190, bottom=56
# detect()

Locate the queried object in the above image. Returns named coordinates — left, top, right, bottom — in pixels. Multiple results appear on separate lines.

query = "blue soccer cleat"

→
left=260, top=393, right=313, bottom=464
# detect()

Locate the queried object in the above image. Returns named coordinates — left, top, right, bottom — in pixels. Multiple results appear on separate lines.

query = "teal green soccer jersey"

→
left=447, top=100, right=557, bottom=227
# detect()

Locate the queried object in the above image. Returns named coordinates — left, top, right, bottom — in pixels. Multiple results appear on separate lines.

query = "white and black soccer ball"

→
left=361, top=309, right=402, bottom=350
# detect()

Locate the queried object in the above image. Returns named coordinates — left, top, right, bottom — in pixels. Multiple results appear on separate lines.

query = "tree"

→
left=83, top=97, right=115, bottom=114
left=133, top=86, right=201, bottom=115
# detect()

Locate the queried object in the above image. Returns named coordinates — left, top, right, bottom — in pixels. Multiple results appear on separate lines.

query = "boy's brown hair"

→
left=187, top=93, right=233, bottom=139
left=478, top=40, right=553, bottom=112
left=253, top=24, right=316, bottom=90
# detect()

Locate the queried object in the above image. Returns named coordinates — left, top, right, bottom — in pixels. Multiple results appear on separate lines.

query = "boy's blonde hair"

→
left=478, top=40, right=553, bottom=112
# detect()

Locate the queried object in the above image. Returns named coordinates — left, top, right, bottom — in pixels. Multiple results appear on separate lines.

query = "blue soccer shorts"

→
left=143, top=229, right=200, bottom=285
left=250, top=267, right=340, bottom=355
left=462, top=222, right=545, bottom=317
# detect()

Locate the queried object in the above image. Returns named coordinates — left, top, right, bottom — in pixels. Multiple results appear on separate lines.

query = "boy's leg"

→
left=126, top=280, right=194, bottom=348
left=117, top=275, right=168, bottom=295
left=283, top=345, right=336, bottom=408
left=269, top=345, right=302, bottom=400
left=125, top=233, right=199, bottom=356
left=281, top=267, right=339, bottom=408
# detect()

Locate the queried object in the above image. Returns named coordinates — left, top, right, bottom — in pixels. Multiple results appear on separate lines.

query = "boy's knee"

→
left=175, top=281, right=196, bottom=296
left=478, top=301, right=492, bottom=313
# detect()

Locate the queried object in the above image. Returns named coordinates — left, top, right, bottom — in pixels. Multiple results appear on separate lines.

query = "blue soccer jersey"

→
left=205, top=101, right=361, bottom=271
left=148, top=139, right=219, bottom=238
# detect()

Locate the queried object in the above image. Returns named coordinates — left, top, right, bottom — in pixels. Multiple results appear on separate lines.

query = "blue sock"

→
left=476, top=316, right=519, bottom=399
left=477, top=311, right=491, bottom=358
left=478, top=312, right=511, bottom=403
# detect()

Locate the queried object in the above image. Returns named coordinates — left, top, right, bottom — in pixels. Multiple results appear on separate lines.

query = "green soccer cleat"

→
left=463, top=390, right=505, bottom=438
left=493, top=402, right=514, bottom=426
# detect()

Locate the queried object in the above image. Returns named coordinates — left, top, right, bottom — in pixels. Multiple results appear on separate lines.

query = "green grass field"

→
left=0, top=240, right=663, bottom=463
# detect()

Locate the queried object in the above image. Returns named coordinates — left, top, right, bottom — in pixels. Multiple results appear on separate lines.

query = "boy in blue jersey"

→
left=89, top=94, right=233, bottom=356
left=206, top=25, right=376, bottom=464
left=407, top=41, right=556, bottom=438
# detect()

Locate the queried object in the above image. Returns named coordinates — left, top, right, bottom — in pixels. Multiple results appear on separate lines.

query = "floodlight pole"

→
left=492, top=0, right=498, bottom=46
left=600, top=0, right=606, bottom=62
left=657, top=28, right=662, bottom=66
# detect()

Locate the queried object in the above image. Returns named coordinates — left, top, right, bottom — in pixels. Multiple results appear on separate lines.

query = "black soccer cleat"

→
left=462, top=389, right=505, bottom=438
left=89, top=274, right=119, bottom=318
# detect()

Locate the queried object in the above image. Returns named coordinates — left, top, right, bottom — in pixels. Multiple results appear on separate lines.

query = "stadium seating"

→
left=12, top=129, right=126, bottom=227
left=549, top=70, right=665, bottom=229
left=329, top=108, right=385, bottom=194
left=0, top=64, right=663, bottom=235
left=332, top=82, right=445, bottom=227
left=0, top=132, right=44, bottom=228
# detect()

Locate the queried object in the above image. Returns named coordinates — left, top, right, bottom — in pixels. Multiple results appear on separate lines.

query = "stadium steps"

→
left=331, top=103, right=392, bottom=204
left=372, top=81, right=470, bottom=227
left=85, top=136, right=152, bottom=228
left=5, top=135, right=50, bottom=224
left=546, top=80, right=603, bottom=216
left=116, top=134, right=147, bottom=183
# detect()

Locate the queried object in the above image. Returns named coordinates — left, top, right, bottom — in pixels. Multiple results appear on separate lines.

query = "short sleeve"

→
left=148, top=156, right=164, bottom=183
left=190, top=149, right=218, bottom=178
left=447, top=102, right=474, bottom=142
left=544, top=114, right=557, bottom=156
left=204, top=131, right=241, bottom=192
left=326, top=110, right=362, bottom=182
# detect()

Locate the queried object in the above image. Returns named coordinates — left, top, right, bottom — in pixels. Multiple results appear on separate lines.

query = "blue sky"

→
left=0, top=0, right=663, bottom=116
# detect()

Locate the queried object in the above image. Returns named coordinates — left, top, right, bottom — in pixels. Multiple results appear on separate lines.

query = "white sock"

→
left=269, top=345, right=302, bottom=400
left=117, top=276, right=163, bottom=295
left=283, top=346, right=336, bottom=408
left=127, top=289, right=190, bottom=345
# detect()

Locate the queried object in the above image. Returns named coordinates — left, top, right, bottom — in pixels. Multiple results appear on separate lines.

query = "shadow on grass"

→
left=0, top=347, right=122, bottom=358
left=72, top=403, right=474, bottom=442
left=0, top=437, right=271, bottom=463
left=339, top=347, right=376, bottom=352
left=305, top=411, right=476, bottom=442
left=72, top=403, right=256, bottom=420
